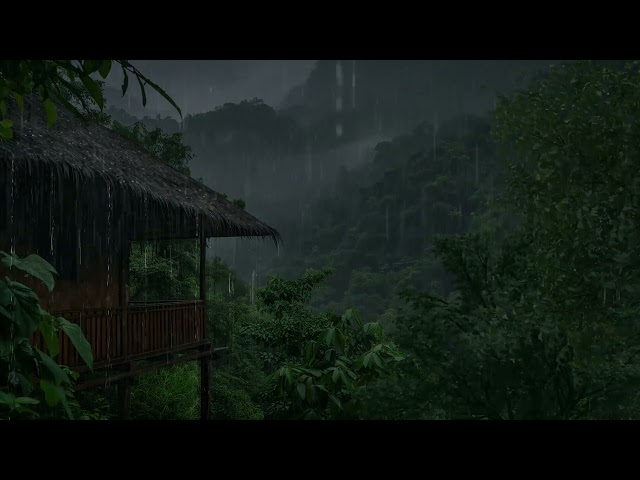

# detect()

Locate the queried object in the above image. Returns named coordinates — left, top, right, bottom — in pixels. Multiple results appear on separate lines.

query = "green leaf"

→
left=38, top=317, right=59, bottom=358
left=363, top=352, right=372, bottom=368
left=297, top=383, right=306, bottom=400
left=81, top=60, right=99, bottom=74
left=12, top=92, right=24, bottom=110
left=15, top=396, right=40, bottom=405
left=335, top=329, right=346, bottom=355
left=98, top=61, right=112, bottom=79
left=35, top=348, right=70, bottom=385
left=329, top=394, right=342, bottom=410
left=0, top=391, right=15, bottom=406
left=325, top=327, right=336, bottom=347
left=58, top=318, right=93, bottom=370
left=0, top=118, right=13, bottom=140
left=1, top=252, right=57, bottom=291
left=5, top=282, right=40, bottom=336
left=40, top=379, right=64, bottom=405
left=137, top=73, right=182, bottom=119
left=304, top=341, right=316, bottom=363
left=40, top=379, right=73, bottom=419
left=5, top=279, right=39, bottom=302
left=372, top=352, right=383, bottom=369
left=15, top=373, right=34, bottom=395
left=81, top=76, right=104, bottom=110
left=136, top=75, right=147, bottom=107
left=43, top=99, right=57, bottom=127
left=0, top=280, right=12, bottom=305
left=343, top=308, right=363, bottom=327
left=121, top=68, right=129, bottom=96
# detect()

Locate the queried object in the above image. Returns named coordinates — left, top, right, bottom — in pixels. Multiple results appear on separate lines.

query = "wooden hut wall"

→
left=1, top=162, right=125, bottom=312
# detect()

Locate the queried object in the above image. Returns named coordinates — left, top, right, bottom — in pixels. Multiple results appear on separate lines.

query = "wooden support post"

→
left=199, top=215, right=207, bottom=303
left=119, top=206, right=130, bottom=359
left=117, top=362, right=133, bottom=419
left=118, top=379, right=131, bottom=419
left=200, top=357, right=210, bottom=420
left=199, top=218, right=210, bottom=420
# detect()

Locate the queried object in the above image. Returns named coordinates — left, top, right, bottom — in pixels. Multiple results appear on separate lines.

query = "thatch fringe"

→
left=0, top=96, right=281, bottom=245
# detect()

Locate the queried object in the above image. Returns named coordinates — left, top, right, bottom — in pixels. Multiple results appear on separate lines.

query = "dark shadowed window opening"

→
left=128, top=239, right=199, bottom=303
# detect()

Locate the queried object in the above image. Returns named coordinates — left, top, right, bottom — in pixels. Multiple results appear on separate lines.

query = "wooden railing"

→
left=32, top=300, right=208, bottom=370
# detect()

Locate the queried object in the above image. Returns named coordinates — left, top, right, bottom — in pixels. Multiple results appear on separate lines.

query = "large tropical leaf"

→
left=58, top=318, right=93, bottom=370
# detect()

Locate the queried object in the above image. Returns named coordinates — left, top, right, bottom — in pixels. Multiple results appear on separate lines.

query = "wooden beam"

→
left=69, top=338, right=212, bottom=374
left=200, top=357, right=210, bottom=420
left=73, top=348, right=224, bottom=391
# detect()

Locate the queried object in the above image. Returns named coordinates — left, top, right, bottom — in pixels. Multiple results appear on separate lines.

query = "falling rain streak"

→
left=0, top=60, right=572, bottom=420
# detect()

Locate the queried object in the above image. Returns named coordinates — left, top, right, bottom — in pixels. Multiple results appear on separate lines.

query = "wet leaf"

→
left=121, top=67, right=129, bottom=96
left=35, top=347, right=70, bottom=385
left=98, top=60, right=112, bottom=79
left=12, top=92, right=24, bottom=110
left=1, top=252, right=57, bottom=291
left=58, top=318, right=93, bottom=370
left=40, top=379, right=73, bottom=419
left=297, top=382, right=306, bottom=400
left=81, top=76, right=104, bottom=110
left=43, top=98, right=57, bottom=127
left=0, top=118, right=13, bottom=140
left=38, top=317, right=59, bottom=358
left=136, top=75, right=147, bottom=107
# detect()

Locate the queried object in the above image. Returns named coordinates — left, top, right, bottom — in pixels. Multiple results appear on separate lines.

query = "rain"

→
left=3, top=59, right=633, bottom=421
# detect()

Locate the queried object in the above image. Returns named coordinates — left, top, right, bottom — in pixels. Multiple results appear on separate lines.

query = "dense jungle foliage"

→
left=2, top=60, right=640, bottom=419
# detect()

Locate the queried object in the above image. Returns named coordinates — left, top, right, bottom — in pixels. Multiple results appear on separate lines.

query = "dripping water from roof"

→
left=105, top=180, right=113, bottom=382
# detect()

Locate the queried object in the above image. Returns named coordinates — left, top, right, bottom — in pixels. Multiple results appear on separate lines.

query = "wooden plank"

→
left=75, top=346, right=215, bottom=391
left=72, top=339, right=211, bottom=373
left=45, top=301, right=208, bottom=370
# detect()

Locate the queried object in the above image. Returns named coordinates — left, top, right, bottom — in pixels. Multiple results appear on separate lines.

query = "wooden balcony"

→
left=33, top=300, right=208, bottom=372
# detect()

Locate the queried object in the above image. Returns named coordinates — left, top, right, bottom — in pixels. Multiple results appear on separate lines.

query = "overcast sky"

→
left=105, top=60, right=316, bottom=115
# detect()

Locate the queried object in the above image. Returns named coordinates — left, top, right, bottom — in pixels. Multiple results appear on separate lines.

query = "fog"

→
left=106, top=60, right=557, bottom=286
left=104, top=60, right=316, bottom=116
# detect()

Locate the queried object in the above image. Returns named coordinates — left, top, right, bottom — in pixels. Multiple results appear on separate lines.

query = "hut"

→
left=0, top=96, right=280, bottom=419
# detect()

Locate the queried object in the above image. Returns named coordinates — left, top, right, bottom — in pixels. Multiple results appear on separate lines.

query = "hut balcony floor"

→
left=33, top=300, right=208, bottom=373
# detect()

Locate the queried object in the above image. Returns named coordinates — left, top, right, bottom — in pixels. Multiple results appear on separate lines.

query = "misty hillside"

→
left=279, top=60, right=558, bottom=137
left=5, top=59, right=640, bottom=422
left=105, top=60, right=559, bottom=285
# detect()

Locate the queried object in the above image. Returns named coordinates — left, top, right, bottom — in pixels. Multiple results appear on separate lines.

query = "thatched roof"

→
left=0, top=96, right=280, bottom=244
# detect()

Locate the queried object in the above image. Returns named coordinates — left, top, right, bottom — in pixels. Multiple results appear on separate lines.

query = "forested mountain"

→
left=265, top=114, right=505, bottom=320
left=5, top=59, right=640, bottom=421
left=280, top=60, right=558, bottom=138
left=119, top=60, right=557, bottom=290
